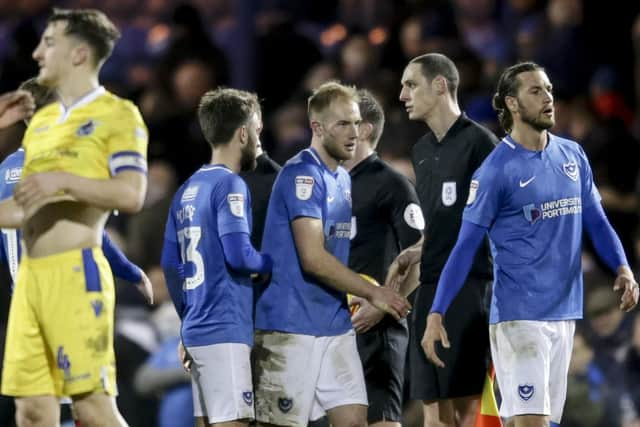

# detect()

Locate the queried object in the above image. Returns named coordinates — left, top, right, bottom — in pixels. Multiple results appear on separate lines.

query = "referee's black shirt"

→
left=241, top=153, right=281, bottom=250
left=412, top=113, right=497, bottom=285
left=349, top=153, right=423, bottom=285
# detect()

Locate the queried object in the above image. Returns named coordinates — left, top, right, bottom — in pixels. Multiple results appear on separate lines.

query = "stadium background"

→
left=1, top=0, right=640, bottom=426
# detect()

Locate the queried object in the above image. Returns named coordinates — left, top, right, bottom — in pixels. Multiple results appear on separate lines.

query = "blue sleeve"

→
left=101, top=231, right=142, bottom=283
left=462, top=160, right=503, bottom=228
left=281, top=164, right=324, bottom=221
left=215, top=174, right=252, bottom=237
left=161, top=209, right=185, bottom=317
left=220, top=232, right=273, bottom=274
left=430, top=221, right=488, bottom=314
left=583, top=202, right=628, bottom=273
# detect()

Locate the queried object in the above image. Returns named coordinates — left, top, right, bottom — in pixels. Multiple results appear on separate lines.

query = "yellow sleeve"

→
left=107, top=101, right=149, bottom=176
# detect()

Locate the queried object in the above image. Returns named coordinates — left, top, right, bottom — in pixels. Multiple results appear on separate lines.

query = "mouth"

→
left=542, top=107, right=553, bottom=116
left=345, top=142, right=356, bottom=151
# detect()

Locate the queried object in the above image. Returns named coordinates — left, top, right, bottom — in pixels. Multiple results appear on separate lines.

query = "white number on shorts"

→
left=1, top=228, right=19, bottom=283
left=177, top=226, right=204, bottom=290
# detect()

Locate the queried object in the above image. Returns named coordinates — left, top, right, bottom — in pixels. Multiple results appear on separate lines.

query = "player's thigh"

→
left=41, top=249, right=117, bottom=397
left=326, top=403, right=367, bottom=427
left=189, top=343, right=253, bottom=424
left=14, top=396, right=60, bottom=426
left=253, top=331, right=321, bottom=426
left=313, top=330, right=367, bottom=420
left=490, top=321, right=553, bottom=420
left=71, top=392, right=125, bottom=426
left=548, top=320, right=575, bottom=424
left=1, top=260, right=55, bottom=397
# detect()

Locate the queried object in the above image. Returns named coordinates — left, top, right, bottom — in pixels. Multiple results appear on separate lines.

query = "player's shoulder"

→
left=549, top=133, right=583, bottom=152
left=281, top=149, right=324, bottom=179
left=98, top=91, right=144, bottom=121
left=460, top=116, right=500, bottom=145
left=372, top=156, right=412, bottom=186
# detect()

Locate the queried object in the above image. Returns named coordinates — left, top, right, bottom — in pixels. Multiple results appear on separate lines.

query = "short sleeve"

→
left=215, top=174, right=252, bottom=237
left=107, top=102, right=149, bottom=176
left=386, top=173, right=424, bottom=248
left=463, top=161, right=503, bottom=228
left=577, top=145, right=601, bottom=209
left=280, top=164, right=325, bottom=221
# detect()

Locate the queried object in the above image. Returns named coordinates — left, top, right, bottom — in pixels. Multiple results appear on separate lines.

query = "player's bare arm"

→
left=0, top=197, right=24, bottom=228
left=292, top=216, right=411, bottom=320
left=15, top=170, right=147, bottom=215
left=0, top=90, right=35, bottom=129
left=385, top=235, right=423, bottom=296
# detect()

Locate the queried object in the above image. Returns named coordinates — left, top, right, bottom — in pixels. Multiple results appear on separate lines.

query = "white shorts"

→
left=490, top=320, right=575, bottom=423
left=187, top=343, right=254, bottom=423
left=253, top=329, right=367, bottom=426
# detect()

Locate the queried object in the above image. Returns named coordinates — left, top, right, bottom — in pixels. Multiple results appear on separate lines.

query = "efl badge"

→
left=295, top=176, right=314, bottom=200
left=227, top=194, right=245, bottom=218
left=404, top=203, right=425, bottom=230
left=466, top=180, right=479, bottom=205
left=350, top=216, right=357, bottom=240
left=442, top=181, right=457, bottom=207
left=563, top=161, right=578, bottom=181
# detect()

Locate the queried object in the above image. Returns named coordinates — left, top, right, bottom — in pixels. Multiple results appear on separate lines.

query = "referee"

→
left=390, top=53, right=497, bottom=426
left=345, top=89, right=424, bottom=427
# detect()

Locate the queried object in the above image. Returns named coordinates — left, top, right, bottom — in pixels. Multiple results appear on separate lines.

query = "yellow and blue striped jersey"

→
left=22, top=86, right=148, bottom=181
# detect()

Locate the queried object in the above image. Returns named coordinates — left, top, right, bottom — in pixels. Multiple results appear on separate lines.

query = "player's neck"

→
left=342, top=142, right=373, bottom=171
left=510, top=124, right=548, bottom=151
left=210, top=149, right=240, bottom=173
left=425, top=102, right=460, bottom=142
left=310, top=138, right=339, bottom=171
left=56, top=74, right=100, bottom=108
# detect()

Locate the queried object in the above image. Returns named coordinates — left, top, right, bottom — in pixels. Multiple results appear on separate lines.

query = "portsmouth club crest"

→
left=563, top=161, right=578, bottom=181
left=242, top=391, right=253, bottom=406
left=278, top=397, right=293, bottom=413
left=518, top=384, right=535, bottom=401
left=442, top=181, right=457, bottom=207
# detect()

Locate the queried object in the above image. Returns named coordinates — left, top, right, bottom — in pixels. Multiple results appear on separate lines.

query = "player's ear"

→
left=505, top=95, right=518, bottom=114
left=238, top=125, right=248, bottom=145
left=432, top=76, right=446, bottom=96
left=359, top=122, right=373, bottom=140
left=71, top=44, right=90, bottom=67
left=310, top=120, right=323, bottom=138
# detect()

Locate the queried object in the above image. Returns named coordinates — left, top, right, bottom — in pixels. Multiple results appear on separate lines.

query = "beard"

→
left=240, top=137, right=257, bottom=172
left=520, top=107, right=554, bottom=132
left=322, top=133, right=353, bottom=162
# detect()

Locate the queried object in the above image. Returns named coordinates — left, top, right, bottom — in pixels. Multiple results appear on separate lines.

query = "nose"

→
left=399, top=87, right=408, bottom=102
left=32, top=44, right=42, bottom=62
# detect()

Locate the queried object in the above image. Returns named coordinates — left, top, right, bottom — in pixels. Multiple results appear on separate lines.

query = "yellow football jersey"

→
left=22, top=86, right=148, bottom=181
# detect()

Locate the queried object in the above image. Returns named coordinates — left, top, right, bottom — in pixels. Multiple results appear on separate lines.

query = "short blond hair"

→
left=307, top=81, right=359, bottom=120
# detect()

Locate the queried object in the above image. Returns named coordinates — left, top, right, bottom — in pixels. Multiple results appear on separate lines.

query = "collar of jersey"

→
left=349, top=152, right=378, bottom=177
left=200, top=163, right=232, bottom=173
left=307, top=148, right=339, bottom=177
left=57, top=86, right=106, bottom=123
left=503, top=133, right=555, bottom=160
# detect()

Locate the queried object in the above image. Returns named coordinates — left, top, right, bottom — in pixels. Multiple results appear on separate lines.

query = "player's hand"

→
left=614, top=266, right=639, bottom=312
left=135, top=269, right=154, bottom=305
left=177, top=340, right=192, bottom=372
left=422, top=312, right=450, bottom=368
left=0, top=90, right=35, bottom=129
left=14, top=171, right=72, bottom=212
left=368, top=286, right=411, bottom=321
left=351, top=298, right=385, bottom=333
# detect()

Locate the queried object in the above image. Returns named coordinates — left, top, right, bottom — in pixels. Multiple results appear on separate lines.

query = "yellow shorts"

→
left=1, top=247, right=117, bottom=397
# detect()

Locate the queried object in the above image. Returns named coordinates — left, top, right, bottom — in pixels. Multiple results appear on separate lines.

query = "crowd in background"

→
left=1, top=0, right=640, bottom=426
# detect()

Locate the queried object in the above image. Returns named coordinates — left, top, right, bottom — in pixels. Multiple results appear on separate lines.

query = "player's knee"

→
left=15, top=398, right=56, bottom=427
left=73, top=393, right=124, bottom=427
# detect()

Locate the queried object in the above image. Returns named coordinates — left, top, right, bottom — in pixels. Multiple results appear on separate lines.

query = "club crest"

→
left=242, top=391, right=253, bottom=406
left=278, top=397, right=293, bottom=413
left=563, top=161, right=578, bottom=181
left=518, top=384, right=535, bottom=401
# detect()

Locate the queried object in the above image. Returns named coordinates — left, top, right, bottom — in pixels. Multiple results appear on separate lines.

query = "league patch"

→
left=350, top=216, right=357, bottom=240
left=442, top=181, right=457, bottom=207
left=466, top=180, right=479, bottom=205
left=295, top=176, right=314, bottom=200
left=518, top=384, right=535, bottom=401
left=4, top=167, right=21, bottom=183
left=227, top=193, right=245, bottom=218
left=403, top=203, right=425, bottom=230
left=181, top=186, right=199, bottom=202
left=563, top=161, right=578, bottom=181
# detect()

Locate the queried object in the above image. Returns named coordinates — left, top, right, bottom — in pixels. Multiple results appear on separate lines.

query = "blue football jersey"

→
left=255, top=148, right=353, bottom=336
left=163, top=165, right=254, bottom=347
left=464, top=134, right=600, bottom=323
left=0, top=149, right=24, bottom=284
